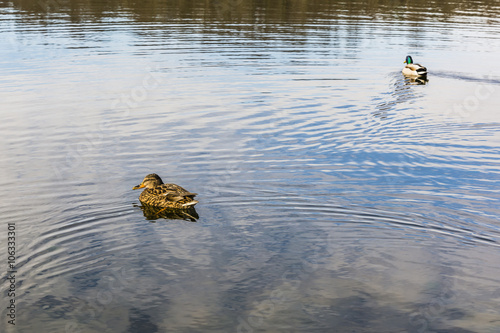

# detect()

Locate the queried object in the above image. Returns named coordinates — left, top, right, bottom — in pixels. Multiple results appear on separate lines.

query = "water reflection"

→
left=405, top=76, right=428, bottom=85
left=136, top=204, right=199, bottom=222
left=2, top=0, right=500, bottom=332
left=11, top=0, right=500, bottom=23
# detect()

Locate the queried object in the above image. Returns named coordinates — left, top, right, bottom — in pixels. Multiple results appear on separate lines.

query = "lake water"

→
left=1, top=0, right=500, bottom=332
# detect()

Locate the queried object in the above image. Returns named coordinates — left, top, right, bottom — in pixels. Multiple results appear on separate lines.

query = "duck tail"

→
left=182, top=200, right=198, bottom=207
left=416, top=65, right=427, bottom=76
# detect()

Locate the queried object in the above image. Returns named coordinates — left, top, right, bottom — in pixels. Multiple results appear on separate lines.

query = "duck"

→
left=402, top=55, right=427, bottom=76
left=133, top=173, right=198, bottom=209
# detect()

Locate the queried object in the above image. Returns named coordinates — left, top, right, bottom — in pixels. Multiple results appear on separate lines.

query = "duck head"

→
left=133, top=173, right=164, bottom=189
left=404, top=55, right=413, bottom=64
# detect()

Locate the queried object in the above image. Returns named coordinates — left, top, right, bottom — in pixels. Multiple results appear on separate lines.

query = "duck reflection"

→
left=404, top=75, right=428, bottom=85
left=135, top=204, right=199, bottom=222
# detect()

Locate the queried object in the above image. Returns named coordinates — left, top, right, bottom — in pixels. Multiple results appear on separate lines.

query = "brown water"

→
left=1, top=0, right=500, bottom=332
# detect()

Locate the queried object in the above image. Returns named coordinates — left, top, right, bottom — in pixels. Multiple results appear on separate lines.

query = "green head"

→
left=404, top=55, right=413, bottom=64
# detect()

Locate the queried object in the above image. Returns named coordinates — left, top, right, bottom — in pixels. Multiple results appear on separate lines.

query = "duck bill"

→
left=133, top=184, right=145, bottom=190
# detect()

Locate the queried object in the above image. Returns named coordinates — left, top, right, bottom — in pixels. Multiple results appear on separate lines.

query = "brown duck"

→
left=133, top=174, right=198, bottom=209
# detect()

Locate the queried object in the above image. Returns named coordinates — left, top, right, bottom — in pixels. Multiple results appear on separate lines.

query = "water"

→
left=1, top=1, right=500, bottom=332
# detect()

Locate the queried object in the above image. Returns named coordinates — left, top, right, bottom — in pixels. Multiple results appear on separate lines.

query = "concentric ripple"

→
left=1, top=1, right=500, bottom=332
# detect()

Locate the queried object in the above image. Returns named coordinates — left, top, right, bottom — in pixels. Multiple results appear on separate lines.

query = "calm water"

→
left=1, top=0, right=500, bottom=332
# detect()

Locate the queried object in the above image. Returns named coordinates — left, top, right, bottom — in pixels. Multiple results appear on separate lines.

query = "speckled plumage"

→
left=133, top=174, right=198, bottom=209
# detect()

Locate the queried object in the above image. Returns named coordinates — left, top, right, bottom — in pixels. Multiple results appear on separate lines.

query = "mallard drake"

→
left=133, top=173, right=198, bottom=209
left=402, top=55, right=427, bottom=76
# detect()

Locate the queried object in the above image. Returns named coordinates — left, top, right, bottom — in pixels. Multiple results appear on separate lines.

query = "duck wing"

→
left=156, top=184, right=197, bottom=201
left=413, top=63, right=427, bottom=73
left=164, top=193, right=194, bottom=202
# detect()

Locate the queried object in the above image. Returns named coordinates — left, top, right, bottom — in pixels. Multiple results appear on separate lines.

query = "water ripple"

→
left=2, top=1, right=500, bottom=332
